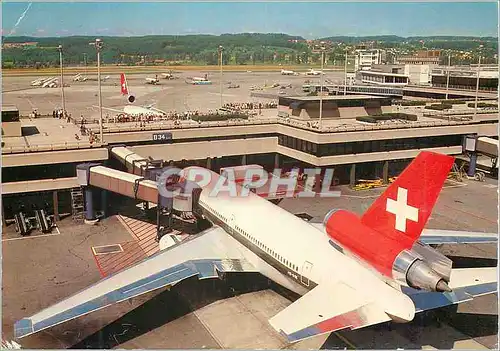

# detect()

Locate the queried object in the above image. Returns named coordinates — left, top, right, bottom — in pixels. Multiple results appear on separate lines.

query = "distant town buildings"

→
left=396, top=50, right=441, bottom=65
left=2, top=42, right=38, bottom=49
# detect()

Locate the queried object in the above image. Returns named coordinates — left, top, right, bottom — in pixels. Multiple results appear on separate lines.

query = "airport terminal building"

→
left=2, top=95, right=498, bottom=223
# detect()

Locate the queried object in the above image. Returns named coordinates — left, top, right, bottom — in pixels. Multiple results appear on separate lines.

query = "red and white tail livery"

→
left=120, top=73, right=135, bottom=103
left=361, top=151, right=454, bottom=243
left=120, top=73, right=129, bottom=95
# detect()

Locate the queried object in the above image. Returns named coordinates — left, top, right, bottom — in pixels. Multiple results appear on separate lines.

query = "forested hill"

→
left=2, top=33, right=497, bottom=68
left=319, top=35, right=498, bottom=51
left=2, top=33, right=309, bottom=66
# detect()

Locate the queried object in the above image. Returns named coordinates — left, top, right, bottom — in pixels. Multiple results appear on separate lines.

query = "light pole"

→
left=445, top=53, right=451, bottom=100
left=473, top=52, right=482, bottom=118
left=319, top=42, right=326, bottom=129
left=344, top=50, right=348, bottom=95
left=83, top=53, right=87, bottom=76
left=90, top=38, right=104, bottom=142
left=218, top=45, right=224, bottom=109
left=57, top=45, right=66, bottom=116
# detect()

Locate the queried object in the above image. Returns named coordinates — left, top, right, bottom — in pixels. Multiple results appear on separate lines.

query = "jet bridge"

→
left=110, top=146, right=167, bottom=177
left=76, top=162, right=202, bottom=240
left=462, top=135, right=498, bottom=178
left=477, top=137, right=498, bottom=158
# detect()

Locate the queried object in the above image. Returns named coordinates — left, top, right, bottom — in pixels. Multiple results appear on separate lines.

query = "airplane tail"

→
left=120, top=73, right=129, bottom=95
left=360, top=151, right=455, bottom=242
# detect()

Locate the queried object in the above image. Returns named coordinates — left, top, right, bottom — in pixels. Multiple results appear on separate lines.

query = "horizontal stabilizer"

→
left=420, top=229, right=498, bottom=245
left=269, top=283, right=390, bottom=343
left=405, top=267, right=497, bottom=312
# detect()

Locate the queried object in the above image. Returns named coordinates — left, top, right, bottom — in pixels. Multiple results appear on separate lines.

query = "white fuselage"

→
left=306, top=70, right=321, bottom=76
left=123, top=105, right=162, bottom=116
left=180, top=166, right=415, bottom=320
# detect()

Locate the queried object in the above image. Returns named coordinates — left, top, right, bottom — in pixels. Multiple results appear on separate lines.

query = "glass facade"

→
left=278, top=134, right=463, bottom=157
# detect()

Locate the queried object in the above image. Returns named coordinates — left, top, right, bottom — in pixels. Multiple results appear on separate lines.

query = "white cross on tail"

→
left=386, top=187, right=419, bottom=232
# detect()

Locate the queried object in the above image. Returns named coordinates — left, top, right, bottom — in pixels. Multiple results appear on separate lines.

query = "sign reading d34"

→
left=152, top=132, right=172, bottom=142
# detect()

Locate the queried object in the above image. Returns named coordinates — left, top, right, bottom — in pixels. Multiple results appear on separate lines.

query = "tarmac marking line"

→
left=442, top=203, right=497, bottom=224
left=2, top=232, right=60, bottom=242
left=193, top=309, right=225, bottom=348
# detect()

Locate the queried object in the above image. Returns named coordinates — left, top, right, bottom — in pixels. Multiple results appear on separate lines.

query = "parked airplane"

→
left=92, top=73, right=167, bottom=117
left=31, top=77, right=56, bottom=87
left=30, top=78, right=45, bottom=86
left=120, top=73, right=136, bottom=103
left=281, top=69, right=298, bottom=76
left=42, top=77, right=58, bottom=88
left=186, top=74, right=212, bottom=85
left=305, top=69, right=324, bottom=76
left=78, top=75, right=110, bottom=82
left=14, top=152, right=497, bottom=344
left=73, top=73, right=87, bottom=82
left=189, top=73, right=210, bottom=82
left=161, top=72, right=176, bottom=79
left=145, top=75, right=160, bottom=84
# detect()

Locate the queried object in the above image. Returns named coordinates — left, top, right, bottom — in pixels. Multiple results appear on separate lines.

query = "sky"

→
left=1, top=1, right=498, bottom=38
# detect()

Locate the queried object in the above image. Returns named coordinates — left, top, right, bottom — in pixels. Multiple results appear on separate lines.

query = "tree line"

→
left=2, top=33, right=497, bottom=68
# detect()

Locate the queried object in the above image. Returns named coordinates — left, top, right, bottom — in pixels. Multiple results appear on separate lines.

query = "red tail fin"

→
left=120, top=73, right=129, bottom=95
left=361, top=151, right=454, bottom=243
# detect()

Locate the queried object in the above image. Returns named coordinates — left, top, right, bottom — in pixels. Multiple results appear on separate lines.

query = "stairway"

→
left=71, top=187, right=85, bottom=222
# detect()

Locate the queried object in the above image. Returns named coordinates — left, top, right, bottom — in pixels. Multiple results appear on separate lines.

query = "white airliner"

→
left=192, top=74, right=209, bottom=81
left=14, top=152, right=497, bottom=344
left=73, top=73, right=88, bottom=82
left=42, top=77, right=59, bottom=88
left=30, top=77, right=46, bottom=86
left=94, top=73, right=167, bottom=117
left=305, top=69, right=324, bottom=76
left=281, top=69, right=298, bottom=76
left=161, top=73, right=175, bottom=79
left=145, top=75, right=160, bottom=84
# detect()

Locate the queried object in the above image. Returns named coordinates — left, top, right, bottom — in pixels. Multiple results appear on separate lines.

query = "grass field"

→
left=2, top=64, right=345, bottom=76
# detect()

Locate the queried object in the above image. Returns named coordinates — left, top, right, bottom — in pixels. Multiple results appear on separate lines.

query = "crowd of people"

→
left=222, top=101, right=278, bottom=111
left=65, top=101, right=280, bottom=140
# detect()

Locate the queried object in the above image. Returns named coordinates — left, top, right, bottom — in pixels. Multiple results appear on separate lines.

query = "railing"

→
left=429, top=84, right=498, bottom=92
left=2, top=141, right=106, bottom=154
left=3, top=113, right=497, bottom=154
left=90, top=118, right=280, bottom=134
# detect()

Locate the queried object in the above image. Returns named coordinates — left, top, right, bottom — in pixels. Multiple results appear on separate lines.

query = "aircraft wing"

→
left=308, top=222, right=497, bottom=245
left=91, top=105, right=124, bottom=114
left=14, top=226, right=257, bottom=339
left=269, top=267, right=497, bottom=344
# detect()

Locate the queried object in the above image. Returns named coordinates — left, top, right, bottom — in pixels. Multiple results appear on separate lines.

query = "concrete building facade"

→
left=354, top=49, right=384, bottom=71
left=431, top=65, right=499, bottom=91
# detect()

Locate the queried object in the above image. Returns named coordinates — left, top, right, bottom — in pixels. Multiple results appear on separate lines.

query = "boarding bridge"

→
left=477, top=137, right=498, bottom=158
left=460, top=135, right=498, bottom=178
left=77, top=161, right=202, bottom=241
left=77, top=147, right=306, bottom=236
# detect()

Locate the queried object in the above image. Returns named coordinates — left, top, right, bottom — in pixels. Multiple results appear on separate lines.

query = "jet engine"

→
left=323, top=209, right=451, bottom=292
left=127, top=94, right=136, bottom=103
